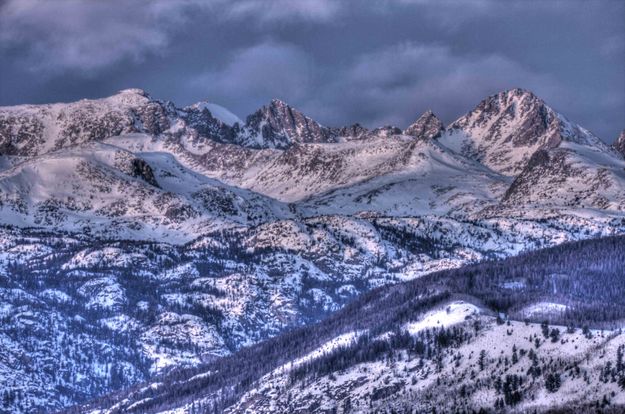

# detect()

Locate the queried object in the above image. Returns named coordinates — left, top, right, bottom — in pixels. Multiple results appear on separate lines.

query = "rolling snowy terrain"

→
left=0, top=88, right=624, bottom=412
left=70, top=236, right=625, bottom=413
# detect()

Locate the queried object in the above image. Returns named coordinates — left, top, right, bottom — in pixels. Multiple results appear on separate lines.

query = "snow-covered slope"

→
left=0, top=141, right=291, bottom=241
left=75, top=236, right=625, bottom=414
left=0, top=88, right=624, bottom=412
left=129, top=132, right=497, bottom=207
left=440, top=88, right=611, bottom=176
left=0, top=89, right=174, bottom=157
left=297, top=137, right=507, bottom=216
left=502, top=141, right=625, bottom=211
left=187, top=133, right=506, bottom=206
left=2, top=210, right=623, bottom=412
left=227, top=312, right=625, bottom=414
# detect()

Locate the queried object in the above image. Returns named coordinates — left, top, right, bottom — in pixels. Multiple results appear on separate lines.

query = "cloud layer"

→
left=0, top=0, right=623, bottom=141
left=310, top=43, right=562, bottom=128
left=0, top=0, right=338, bottom=72
left=0, top=0, right=179, bottom=71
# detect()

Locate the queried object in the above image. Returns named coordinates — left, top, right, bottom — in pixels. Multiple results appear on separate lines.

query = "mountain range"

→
left=0, top=87, right=624, bottom=413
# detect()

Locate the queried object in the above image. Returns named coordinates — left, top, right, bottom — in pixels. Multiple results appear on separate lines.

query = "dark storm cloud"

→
left=188, top=41, right=316, bottom=107
left=0, top=0, right=623, bottom=141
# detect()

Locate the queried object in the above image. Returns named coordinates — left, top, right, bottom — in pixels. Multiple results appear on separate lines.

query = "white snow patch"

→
left=405, top=301, right=480, bottom=334
left=521, top=302, right=568, bottom=317
left=191, top=102, right=242, bottom=126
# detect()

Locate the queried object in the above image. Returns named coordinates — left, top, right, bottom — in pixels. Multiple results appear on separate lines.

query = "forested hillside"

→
left=72, top=235, right=625, bottom=413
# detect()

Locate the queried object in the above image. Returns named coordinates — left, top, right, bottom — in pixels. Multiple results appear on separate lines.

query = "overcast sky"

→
left=0, top=0, right=623, bottom=141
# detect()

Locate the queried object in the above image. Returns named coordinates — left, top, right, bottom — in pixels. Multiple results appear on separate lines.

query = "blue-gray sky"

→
left=0, top=0, right=623, bottom=141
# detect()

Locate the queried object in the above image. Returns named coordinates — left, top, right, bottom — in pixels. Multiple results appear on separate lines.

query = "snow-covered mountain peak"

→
left=1, top=88, right=622, bottom=216
left=476, top=88, right=544, bottom=111
left=268, top=98, right=290, bottom=108
left=239, top=99, right=336, bottom=149
left=449, top=87, right=553, bottom=141
left=441, top=88, right=609, bottom=176
left=115, top=88, right=150, bottom=97
left=259, top=98, right=309, bottom=123
left=0, top=90, right=173, bottom=157
left=106, top=88, right=154, bottom=106
left=497, top=87, right=540, bottom=102
left=403, top=109, right=445, bottom=139
left=186, top=102, right=242, bottom=127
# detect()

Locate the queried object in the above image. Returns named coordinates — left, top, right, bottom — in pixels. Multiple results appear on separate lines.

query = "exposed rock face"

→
left=239, top=99, right=337, bottom=149
left=0, top=89, right=174, bottom=157
left=403, top=110, right=444, bottom=139
left=451, top=89, right=553, bottom=143
left=180, top=105, right=237, bottom=144
left=501, top=146, right=625, bottom=210
left=330, top=123, right=369, bottom=140
left=614, top=130, right=625, bottom=158
left=131, top=158, right=159, bottom=187
left=503, top=149, right=569, bottom=202
left=371, top=125, right=402, bottom=137
left=443, top=88, right=604, bottom=176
